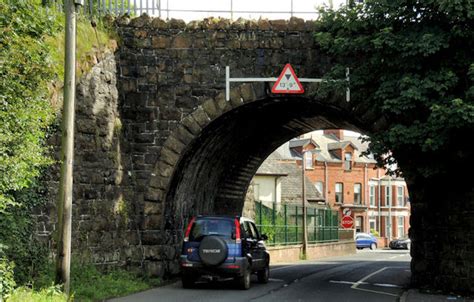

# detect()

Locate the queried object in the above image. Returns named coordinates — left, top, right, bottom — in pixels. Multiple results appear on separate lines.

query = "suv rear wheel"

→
left=236, top=265, right=251, bottom=290
left=257, top=265, right=269, bottom=283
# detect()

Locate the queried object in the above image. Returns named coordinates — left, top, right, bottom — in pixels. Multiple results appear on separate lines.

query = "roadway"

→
left=110, top=249, right=411, bottom=302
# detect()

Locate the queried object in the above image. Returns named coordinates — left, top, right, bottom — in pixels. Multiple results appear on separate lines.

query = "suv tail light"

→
left=234, top=218, right=241, bottom=244
left=183, top=217, right=195, bottom=242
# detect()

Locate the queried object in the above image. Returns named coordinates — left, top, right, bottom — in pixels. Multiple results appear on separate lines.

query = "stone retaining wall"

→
left=268, top=241, right=356, bottom=264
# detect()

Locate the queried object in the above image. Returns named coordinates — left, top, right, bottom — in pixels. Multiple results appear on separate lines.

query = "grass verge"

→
left=7, top=263, right=160, bottom=302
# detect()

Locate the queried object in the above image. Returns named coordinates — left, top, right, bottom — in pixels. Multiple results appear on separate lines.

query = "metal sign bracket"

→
left=225, top=66, right=350, bottom=102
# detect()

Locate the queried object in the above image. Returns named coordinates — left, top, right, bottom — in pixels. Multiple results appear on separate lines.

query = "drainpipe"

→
left=324, top=161, right=328, bottom=203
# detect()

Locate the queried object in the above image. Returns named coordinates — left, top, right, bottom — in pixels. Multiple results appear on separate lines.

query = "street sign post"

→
left=341, top=215, right=354, bottom=229
left=343, top=208, right=352, bottom=216
left=225, top=65, right=350, bottom=102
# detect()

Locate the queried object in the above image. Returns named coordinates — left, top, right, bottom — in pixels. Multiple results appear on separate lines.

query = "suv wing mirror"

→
left=260, top=234, right=268, bottom=241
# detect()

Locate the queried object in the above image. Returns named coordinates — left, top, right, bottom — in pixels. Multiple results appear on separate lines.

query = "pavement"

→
left=401, top=289, right=474, bottom=302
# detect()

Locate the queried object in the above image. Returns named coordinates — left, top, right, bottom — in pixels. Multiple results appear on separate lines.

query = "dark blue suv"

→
left=180, top=216, right=270, bottom=289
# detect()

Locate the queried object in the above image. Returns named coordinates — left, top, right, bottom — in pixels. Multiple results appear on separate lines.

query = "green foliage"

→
left=0, top=0, right=61, bottom=212
left=70, top=263, right=159, bottom=302
left=0, top=251, right=16, bottom=299
left=31, top=261, right=159, bottom=301
left=0, top=0, right=117, bottom=294
left=314, top=0, right=474, bottom=177
left=7, top=284, right=68, bottom=302
left=370, top=228, right=380, bottom=237
left=0, top=182, right=51, bottom=286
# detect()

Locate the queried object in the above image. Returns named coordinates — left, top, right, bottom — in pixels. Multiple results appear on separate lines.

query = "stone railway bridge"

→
left=41, top=15, right=473, bottom=293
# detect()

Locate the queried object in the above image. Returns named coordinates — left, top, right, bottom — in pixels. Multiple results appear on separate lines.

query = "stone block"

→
left=229, top=88, right=243, bottom=108
left=201, top=99, right=220, bottom=120
left=143, top=245, right=162, bottom=260
left=151, top=36, right=171, bottom=49
left=149, top=174, right=168, bottom=190
left=181, top=116, right=202, bottom=135
left=288, top=17, right=305, bottom=31
left=160, top=147, right=179, bottom=166
left=143, top=215, right=163, bottom=229
left=176, top=96, right=198, bottom=110
left=191, top=107, right=210, bottom=128
left=142, top=230, right=165, bottom=245
left=175, top=126, right=195, bottom=145
left=130, top=14, right=151, bottom=28
left=239, top=83, right=256, bottom=103
left=172, top=33, right=192, bottom=48
left=151, top=18, right=168, bottom=29
left=163, top=135, right=186, bottom=154
left=269, top=19, right=288, bottom=31
left=144, top=261, right=165, bottom=277
left=257, top=19, right=271, bottom=30
left=145, top=188, right=164, bottom=202
left=155, top=161, right=175, bottom=178
left=168, top=18, right=186, bottom=29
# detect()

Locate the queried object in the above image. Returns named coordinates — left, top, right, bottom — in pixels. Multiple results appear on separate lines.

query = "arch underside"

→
left=165, top=96, right=367, bottom=231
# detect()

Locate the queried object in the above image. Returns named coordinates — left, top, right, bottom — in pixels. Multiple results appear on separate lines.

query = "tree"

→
left=314, top=0, right=473, bottom=178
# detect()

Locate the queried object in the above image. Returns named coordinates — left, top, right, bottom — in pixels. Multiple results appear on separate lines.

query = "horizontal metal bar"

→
left=161, top=8, right=317, bottom=14
left=229, top=77, right=278, bottom=82
left=229, top=77, right=325, bottom=83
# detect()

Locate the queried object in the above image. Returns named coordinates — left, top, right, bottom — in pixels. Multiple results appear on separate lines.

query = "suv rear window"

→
left=189, top=219, right=235, bottom=242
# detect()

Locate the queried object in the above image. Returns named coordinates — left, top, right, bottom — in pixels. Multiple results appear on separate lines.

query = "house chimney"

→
left=323, top=129, right=344, bottom=140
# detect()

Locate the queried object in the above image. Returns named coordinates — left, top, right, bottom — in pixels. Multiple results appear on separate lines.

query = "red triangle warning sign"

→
left=271, top=64, right=304, bottom=94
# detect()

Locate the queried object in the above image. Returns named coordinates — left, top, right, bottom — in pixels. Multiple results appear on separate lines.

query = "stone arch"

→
left=146, top=83, right=371, bottom=244
left=144, top=83, right=266, bottom=220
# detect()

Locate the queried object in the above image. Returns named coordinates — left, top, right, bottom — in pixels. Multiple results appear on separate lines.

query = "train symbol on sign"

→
left=271, top=64, right=304, bottom=94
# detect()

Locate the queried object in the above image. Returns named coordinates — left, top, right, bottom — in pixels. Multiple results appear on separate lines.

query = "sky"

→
left=135, top=0, right=347, bottom=21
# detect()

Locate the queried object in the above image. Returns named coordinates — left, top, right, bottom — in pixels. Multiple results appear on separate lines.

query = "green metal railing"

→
left=255, top=201, right=339, bottom=246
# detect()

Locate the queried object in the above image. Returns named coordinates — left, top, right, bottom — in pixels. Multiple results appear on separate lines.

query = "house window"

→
left=315, top=181, right=324, bottom=195
left=369, top=185, right=375, bottom=206
left=354, top=183, right=362, bottom=204
left=335, top=183, right=343, bottom=203
left=344, top=153, right=352, bottom=171
left=305, top=151, right=313, bottom=168
left=397, top=216, right=405, bottom=237
left=385, top=185, right=392, bottom=206
left=253, top=184, right=260, bottom=201
left=369, top=217, right=377, bottom=233
left=397, top=186, right=404, bottom=206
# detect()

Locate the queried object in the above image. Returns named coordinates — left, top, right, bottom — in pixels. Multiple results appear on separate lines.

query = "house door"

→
left=355, top=216, right=363, bottom=233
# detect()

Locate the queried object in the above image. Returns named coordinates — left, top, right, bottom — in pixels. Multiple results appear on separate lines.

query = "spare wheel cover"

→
left=199, top=236, right=228, bottom=266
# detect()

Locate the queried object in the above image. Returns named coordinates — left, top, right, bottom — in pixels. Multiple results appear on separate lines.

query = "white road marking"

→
left=268, top=278, right=284, bottom=282
left=330, top=280, right=368, bottom=285
left=271, top=266, right=290, bottom=272
left=330, top=280, right=401, bottom=288
left=350, top=267, right=400, bottom=297
left=373, top=283, right=402, bottom=288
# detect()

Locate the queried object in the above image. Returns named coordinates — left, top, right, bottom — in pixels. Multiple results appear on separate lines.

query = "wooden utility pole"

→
left=55, top=0, right=77, bottom=296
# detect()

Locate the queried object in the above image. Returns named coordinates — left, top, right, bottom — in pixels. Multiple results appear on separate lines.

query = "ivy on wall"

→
left=0, top=0, right=61, bottom=212
left=0, top=1, right=62, bottom=297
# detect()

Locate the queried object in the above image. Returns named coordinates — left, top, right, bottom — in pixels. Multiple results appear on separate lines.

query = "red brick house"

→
left=298, top=129, right=410, bottom=242
left=250, top=129, right=410, bottom=244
